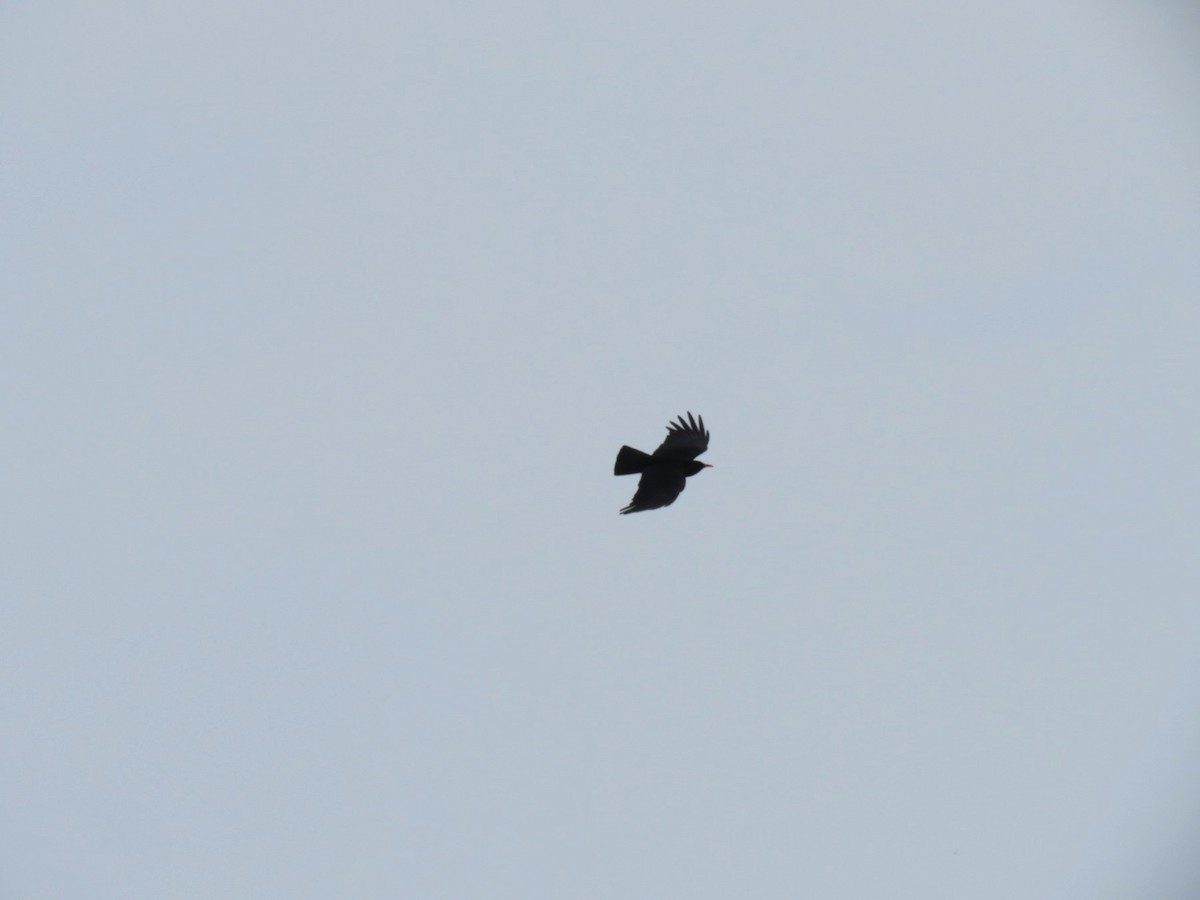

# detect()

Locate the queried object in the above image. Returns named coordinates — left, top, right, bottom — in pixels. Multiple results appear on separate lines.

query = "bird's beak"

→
left=702, top=462, right=713, bottom=468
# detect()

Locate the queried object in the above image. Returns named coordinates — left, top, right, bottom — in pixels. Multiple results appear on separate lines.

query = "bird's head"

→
left=685, top=461, right=713, bottom=476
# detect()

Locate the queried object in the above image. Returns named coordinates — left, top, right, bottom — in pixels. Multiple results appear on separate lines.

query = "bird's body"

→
left=614, top=412, right=711, bottom=514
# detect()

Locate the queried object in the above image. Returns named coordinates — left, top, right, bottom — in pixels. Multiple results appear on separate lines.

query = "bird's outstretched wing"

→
left=652, top=411, right=709, bottom=460
left=620, top=469, right=687, bottom=514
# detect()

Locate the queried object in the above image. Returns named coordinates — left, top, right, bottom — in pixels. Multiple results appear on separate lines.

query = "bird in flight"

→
left=614, top=412, right=712, bottom=514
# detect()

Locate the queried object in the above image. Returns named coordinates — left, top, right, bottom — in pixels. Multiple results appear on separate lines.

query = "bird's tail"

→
left=614, top=445, right=652, bottom=476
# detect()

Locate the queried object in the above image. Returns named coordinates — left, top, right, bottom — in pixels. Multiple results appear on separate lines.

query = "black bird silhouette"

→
left=614, top=412, right=712, bottom=514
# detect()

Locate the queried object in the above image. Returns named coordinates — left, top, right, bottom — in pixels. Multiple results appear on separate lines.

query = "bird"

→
left=614, top=412, right=712, bottom=514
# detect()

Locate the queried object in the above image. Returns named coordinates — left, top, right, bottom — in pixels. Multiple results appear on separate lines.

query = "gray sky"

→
left=3, top=2, right=1199, bottom=898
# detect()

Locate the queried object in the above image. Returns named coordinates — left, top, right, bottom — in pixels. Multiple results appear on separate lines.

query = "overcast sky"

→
left=3, top=2, right=1199, bottom=898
